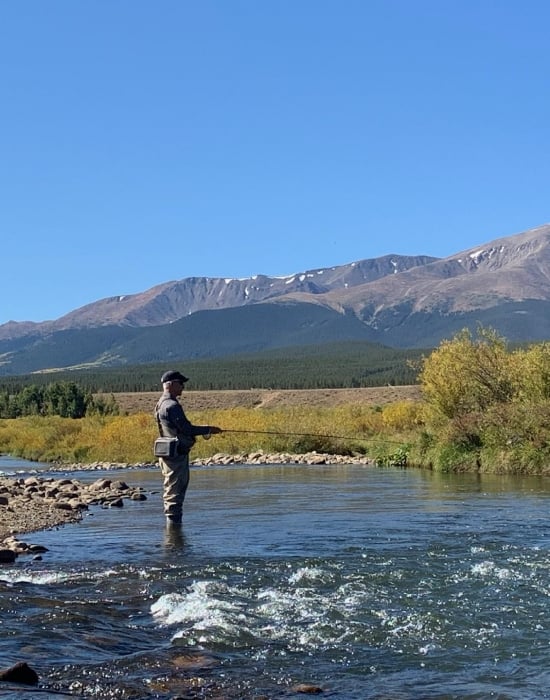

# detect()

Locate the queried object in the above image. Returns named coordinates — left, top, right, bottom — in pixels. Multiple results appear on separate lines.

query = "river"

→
left=2, top=457, right=550, bottom=698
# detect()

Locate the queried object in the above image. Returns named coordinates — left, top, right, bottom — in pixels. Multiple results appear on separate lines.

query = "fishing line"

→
left=217, top=428, right=405, bottom=445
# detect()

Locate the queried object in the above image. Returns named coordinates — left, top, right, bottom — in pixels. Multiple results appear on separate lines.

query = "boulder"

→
left=0, top=662, right=39, bottom=685
left=0, top=549, right=16, bottom=564
left=292, top=683, right=324, bottom=694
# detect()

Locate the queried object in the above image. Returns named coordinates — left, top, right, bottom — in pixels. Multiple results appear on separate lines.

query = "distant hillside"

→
left=0, top=223, right=549, bottom=375
left=0, top=341, right=424, bottom=392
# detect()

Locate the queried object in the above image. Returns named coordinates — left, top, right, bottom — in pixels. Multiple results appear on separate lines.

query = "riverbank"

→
left=0, top=473, right=148, bottom=556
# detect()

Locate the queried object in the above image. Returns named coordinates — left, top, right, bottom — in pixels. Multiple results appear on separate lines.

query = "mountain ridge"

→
left=1, top=223, right=550, bottom=375
left=0, top=254, right=437, bottom=339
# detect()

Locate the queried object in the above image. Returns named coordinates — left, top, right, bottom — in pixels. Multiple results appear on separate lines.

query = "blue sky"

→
left=1, top=0, right=548, bottom=324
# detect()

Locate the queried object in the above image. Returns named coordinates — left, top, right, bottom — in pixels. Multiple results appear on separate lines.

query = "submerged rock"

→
left=0, top=548, right=16, bottom=564
left=0, top=661, right=39, bottom=685
left=292, top=683, right=324, bottom=694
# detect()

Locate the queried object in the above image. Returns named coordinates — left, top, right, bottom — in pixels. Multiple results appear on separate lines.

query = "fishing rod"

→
left=217, top=428, right=405, bottom=445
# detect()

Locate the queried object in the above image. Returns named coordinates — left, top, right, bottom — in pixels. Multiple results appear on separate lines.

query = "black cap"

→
left=161, top=370, right=189, bottom=384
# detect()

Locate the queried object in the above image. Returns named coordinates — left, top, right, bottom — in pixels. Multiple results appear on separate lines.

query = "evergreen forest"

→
left=0, top=341, right=425, bottom=395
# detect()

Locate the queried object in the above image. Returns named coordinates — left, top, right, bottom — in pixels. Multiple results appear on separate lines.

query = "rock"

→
left=4, top=538, right=30, bottom=554
left=58, top=482, right=78, bottom=493
left=67, top=499, right=88, bottom=511
left=305, top=454, right=327, bottom=465
left=89, top=478, right=112, bottom=491
left=53, top=501, right=74, bottom=511
left=172, top=652, right=219, bottom=669
left=0, top=661, right=39, bottom=685
left=111, top=480, right=129, bottom=491
left=0, top=549, right=16, bottom=563
left=292, top=683, right=324, bottom=694
left=28, top=544, right=49, bottom=553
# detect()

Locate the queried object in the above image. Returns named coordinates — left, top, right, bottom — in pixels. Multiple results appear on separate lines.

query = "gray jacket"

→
left=155, top=392, right=211, bottom=447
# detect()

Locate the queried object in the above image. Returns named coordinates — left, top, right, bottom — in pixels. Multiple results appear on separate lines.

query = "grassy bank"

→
left=0, top=401, right=420, bottom=466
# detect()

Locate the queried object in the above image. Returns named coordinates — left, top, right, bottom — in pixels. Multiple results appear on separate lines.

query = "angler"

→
left=154, top=370, right=222, bottom=527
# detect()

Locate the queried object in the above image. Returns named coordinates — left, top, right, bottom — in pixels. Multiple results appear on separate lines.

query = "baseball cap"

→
left=161, top=370, right=189, bottom=384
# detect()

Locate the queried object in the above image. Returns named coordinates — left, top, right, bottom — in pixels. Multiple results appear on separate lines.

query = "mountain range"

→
left=1, top=223, right=550, bottom=376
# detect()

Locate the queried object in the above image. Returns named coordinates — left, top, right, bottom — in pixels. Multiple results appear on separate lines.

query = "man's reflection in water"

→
left=164, top=523, right=187, bottom=551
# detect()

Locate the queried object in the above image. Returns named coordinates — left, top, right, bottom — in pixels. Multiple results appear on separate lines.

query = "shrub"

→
left=382, top=400, right=422, bottom=431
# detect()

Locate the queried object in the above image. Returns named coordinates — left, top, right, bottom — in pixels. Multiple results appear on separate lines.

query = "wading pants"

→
left=159, top=452, right=190, bottom=521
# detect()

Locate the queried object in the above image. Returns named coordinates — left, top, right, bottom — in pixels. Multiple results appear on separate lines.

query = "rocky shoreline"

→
left=0, top=451, right=373, bottom=560
left=50, top=449, right=374, bottom=472
left=0, top=475, right=148, bottom=561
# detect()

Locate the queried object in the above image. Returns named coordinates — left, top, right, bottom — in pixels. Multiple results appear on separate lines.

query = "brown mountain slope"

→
left=1, top=223, right=550, bottom=373
left=0, top=254, right=436, bottom=341
left=274, top=224, right=550, bottom=316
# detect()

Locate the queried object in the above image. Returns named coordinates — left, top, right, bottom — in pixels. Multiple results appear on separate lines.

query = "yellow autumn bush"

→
left=0, top=402, right=413, bottom=464
left=382, top=400, right=423, bottom=432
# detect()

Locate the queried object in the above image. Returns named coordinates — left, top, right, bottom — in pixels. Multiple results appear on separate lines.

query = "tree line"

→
left=0, top=341, right=425, bottom=394
left=0, top=381, right=118, bottom=419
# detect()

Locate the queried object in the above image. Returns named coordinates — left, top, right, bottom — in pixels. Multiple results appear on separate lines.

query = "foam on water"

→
left=0, top=569, right=76, bottom=585
left=152, top=580, right=245, bottom=638
left=0, top=566, right=122, bottom=586
left=287, top=565, right=328, bottom=584
left=470, top=559, right=514, bottom=579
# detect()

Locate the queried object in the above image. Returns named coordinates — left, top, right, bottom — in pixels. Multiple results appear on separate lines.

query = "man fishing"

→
left=155, top=370, right=222, bottom=526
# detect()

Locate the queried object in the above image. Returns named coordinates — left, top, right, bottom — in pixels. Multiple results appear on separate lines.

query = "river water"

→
left=2, top=458, right=550, bottom=699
